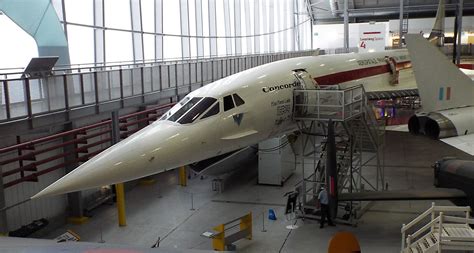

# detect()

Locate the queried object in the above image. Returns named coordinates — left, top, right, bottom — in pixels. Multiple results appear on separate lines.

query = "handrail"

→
left=433, top=206, right=471, bottom=212
left=401, top=205, right=434, bottom=233
left=444, top=216, right=474, bottom=224
left=410, top=216, right=440, bottom=241
left=0, top=50, right=319, bottom=78
left=401, top=204, right=474, bottom=252
left=0, top=103, right=174, bottom=154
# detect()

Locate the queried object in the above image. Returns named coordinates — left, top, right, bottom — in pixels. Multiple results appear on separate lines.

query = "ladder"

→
left=401, top=203, right=474, bottom=253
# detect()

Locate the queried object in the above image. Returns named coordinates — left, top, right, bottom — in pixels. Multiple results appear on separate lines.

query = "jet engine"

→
left=408, top=112, right=458, bottom=139
left=408, top=107, right=474, bottom=139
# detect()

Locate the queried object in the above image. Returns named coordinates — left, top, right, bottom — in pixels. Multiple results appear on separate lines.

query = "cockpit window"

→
left=224, top=95, right=234, bottom=111
left=233, top=94, right=245, bottom=106
left=178, top=97, right=217, bottom=124
left=167, top=97, right=202, bottom=122
left=159, top=96, right=191, bottom=121
left=201, top=102, right=220, bottom=119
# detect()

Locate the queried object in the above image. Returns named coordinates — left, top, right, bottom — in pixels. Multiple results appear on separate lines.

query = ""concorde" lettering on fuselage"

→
left=262, top=82, right=300, bottom=93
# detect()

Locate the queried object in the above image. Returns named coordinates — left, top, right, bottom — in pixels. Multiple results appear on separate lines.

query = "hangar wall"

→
left=313, top=16, right=474, bottom=50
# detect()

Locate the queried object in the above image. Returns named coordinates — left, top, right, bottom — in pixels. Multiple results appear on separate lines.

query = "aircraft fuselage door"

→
left=293, top=69, right=319, bottom=90
left=293, top=69, right=318, bottom=116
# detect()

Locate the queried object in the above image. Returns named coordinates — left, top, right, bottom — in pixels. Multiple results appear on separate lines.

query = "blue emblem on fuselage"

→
left=233, top=113, right=244, bottom=126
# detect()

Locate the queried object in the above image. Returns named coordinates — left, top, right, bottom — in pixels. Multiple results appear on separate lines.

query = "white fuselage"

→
left=32, top=49, right=416, bottom=198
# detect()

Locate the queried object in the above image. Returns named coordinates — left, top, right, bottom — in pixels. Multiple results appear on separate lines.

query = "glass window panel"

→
left=217, top=38, right=226, bottom=56
left=161, top=65, right=169, bottom=89
left=201, top=102, right=219, bottom=119
left=189, top=0, right=196, bottom=36
left=163, top=0, right=182, bottom=59
left=233, top=94, right=245, bottom=106
left=104, top=0, right=131, bottom=29
left=143, top=67, right=152, bottom=92
left=143, top=34, right=155, bottom=61
left=168, top=97, right=202, bottom=122
left=105, top=30, right=133, bottom=63
left=180, top=0, right=190, bottom=59
left=224, top=0, right=233, bottom=55
left=190, top=38, right=197, bottom=58
left=216, top=0, right=225, bottom=36
left=67, top=25, right=94, bottom=65
left=132, top=68, right=142, bottom=95
left=223, top=95, right=234, bottom=111
left=163, top=36, right=182, bottom=59
left=178, top=97, right=216, bottom=124
left=253, top=0, right=260, bottom=53
left=0, top=15, right=38, bottom=69
left=65, top=0, right=93, bottom=25
left=202, top=0, right=210, bottom=57
left=163, top=0, right=180, bottom=34
left=141, top=0, right=155, bottom=32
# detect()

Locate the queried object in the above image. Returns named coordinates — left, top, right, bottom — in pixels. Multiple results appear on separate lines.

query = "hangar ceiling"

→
left=307, top=0, right=474, bottom=23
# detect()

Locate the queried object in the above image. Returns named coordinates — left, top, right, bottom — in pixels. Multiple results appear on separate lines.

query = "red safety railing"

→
left=0, top=103, right=175, bottom=188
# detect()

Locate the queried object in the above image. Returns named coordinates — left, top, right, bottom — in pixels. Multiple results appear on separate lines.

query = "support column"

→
left=455, top=0, right=463, bottom=65
left=111, top=111, right=126, bottom=227
left=398, top=0, right=404, bottom=48
left=0, top=166, right=8, bottom=235
left=343, top=0, right=349, bottom=52
left=64, top=122, right=88, bottom=225
left=178, top=166, right=187, bottom=187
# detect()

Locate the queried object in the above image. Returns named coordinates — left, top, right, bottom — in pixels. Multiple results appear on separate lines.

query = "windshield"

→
left=160, top=96, right=219, bottom=124
left=178, top=97, right=217, bottom=124
left=159, top=96, right=191, bottom=121
left=167, top=97, right=203, bottom=122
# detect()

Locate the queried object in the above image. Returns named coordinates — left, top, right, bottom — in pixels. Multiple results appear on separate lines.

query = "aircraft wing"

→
left=339, top=188, right=467, bottom=201
left=440, top=134, right=474, bottom=156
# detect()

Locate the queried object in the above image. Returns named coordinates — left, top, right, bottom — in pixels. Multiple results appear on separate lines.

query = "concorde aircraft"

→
left=31, top=48, right=414, bottom=199
left=32, top=0, right=461, bottom=199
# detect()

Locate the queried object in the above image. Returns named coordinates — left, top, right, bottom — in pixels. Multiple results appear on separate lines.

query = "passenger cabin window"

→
left=233, top=94, right=245, bottom=106
left=201, top=102, right=220, bottom=119
left=178, top=97, right=217, bottom=124
left=223, top=95, right=234, bottom=111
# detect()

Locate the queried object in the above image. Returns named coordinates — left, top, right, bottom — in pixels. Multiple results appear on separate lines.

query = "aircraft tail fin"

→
left=428, top=0, right=445, bottom=47
left=405, top=34, right=474, bottom=112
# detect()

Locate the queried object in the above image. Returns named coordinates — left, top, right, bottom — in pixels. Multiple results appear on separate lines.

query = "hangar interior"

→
left=1, top=0, right=474, bottom=252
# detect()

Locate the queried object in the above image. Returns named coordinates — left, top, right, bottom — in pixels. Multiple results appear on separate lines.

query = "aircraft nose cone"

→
left=31, top=121, right=181, bottom=199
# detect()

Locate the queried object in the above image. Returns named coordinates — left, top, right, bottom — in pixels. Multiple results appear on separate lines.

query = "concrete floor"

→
left=43, top=131, right=472, bottom=252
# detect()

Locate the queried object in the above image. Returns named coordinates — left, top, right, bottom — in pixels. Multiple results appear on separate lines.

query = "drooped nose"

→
left=31, top=121, right=186, bottom=199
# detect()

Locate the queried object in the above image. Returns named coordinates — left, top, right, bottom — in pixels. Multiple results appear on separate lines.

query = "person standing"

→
left=318, top=186, right=334, bottom=228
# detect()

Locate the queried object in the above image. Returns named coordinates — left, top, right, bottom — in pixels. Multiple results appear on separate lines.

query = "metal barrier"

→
left=0, top=103, right=174, bottom=188
left=0, top=50, right=318, bottom=122
left=211, top=212, right=252, bottom=251
left=293, top=85, right=365, bottom=122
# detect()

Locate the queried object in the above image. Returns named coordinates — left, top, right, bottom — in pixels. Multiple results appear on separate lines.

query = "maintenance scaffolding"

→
left=293, top=85, right=385, bottom=225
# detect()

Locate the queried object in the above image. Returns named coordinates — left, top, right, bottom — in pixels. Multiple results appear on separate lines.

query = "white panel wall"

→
left=313, top=16, right=474, bottom=50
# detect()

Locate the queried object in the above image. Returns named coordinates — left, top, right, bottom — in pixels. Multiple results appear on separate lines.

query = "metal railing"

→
left=0, top=50, right=318, bottom=123
left=293, top=85, right=365, bottom=122
left=0, top=103, right=174, bottom=188
left=401, top=202, right=472, bottom=252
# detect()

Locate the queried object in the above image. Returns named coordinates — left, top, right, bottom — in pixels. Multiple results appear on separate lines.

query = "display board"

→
left=358, top=23, right=386, bottom=53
